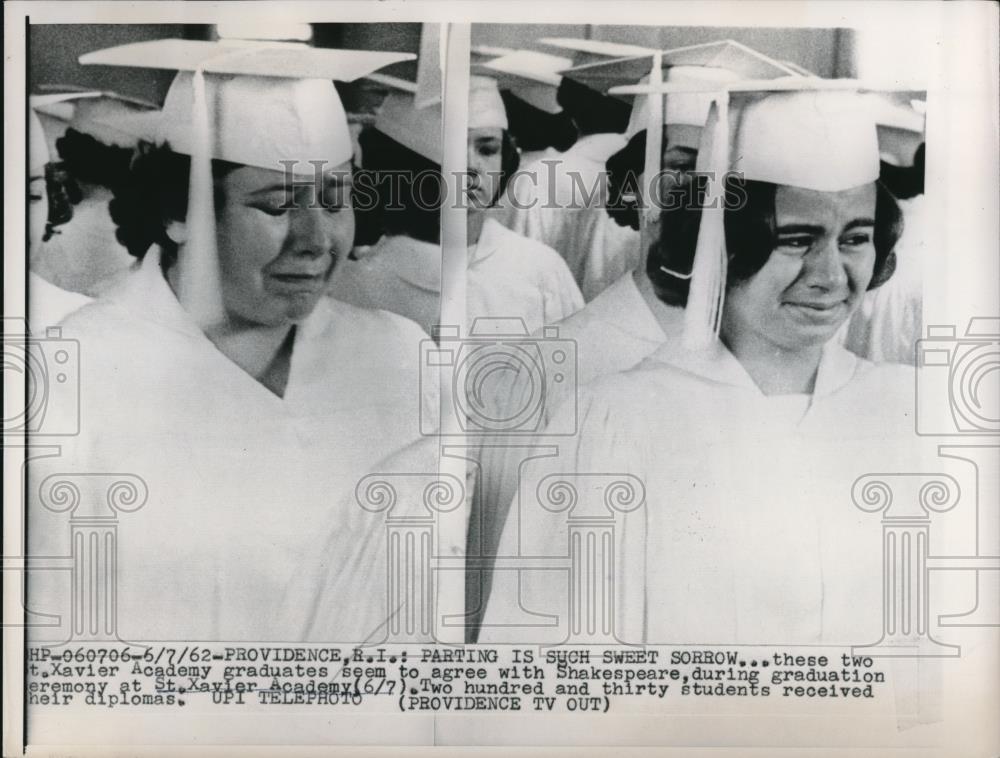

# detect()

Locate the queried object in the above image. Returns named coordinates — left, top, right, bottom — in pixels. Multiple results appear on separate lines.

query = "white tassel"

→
left=176, top=68, right=226, bottom=329
left=638, top=52, right=663, bottom=263
left=682, top=92, right=729, bottom=350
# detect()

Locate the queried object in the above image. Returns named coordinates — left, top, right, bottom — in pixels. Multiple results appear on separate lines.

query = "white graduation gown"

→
left=28, top=248, right=435, bottom=643
left=32, top=188, right=136, bottom=296
left=330, top=217, right=583, bottom=336
left=495, top=133, right=630, bottom=289
left=578, top=217, right=642, bottom=302
left=467, top=273, right=682, bottom=638
left=480, top=339, right=919, bottom=646
left=28, top=271, right=92, bottom=332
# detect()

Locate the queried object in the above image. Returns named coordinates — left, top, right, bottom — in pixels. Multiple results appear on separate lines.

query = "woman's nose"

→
left=290, top=208, right=333, bottom=259
left=805, top=238, right=849, bottom=290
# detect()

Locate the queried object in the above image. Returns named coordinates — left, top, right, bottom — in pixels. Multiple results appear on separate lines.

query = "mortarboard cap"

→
left=373, top=75, right=507, bottom=165
left=79, top=39, right=413, bottom=328
left=374, top=92, right=444, bottom=164
left=593, top=42, right=803, bottom=271
left=471, top=44, right=517, bottom=64
left=538, top=37, right=654, bottom=68
left=568, top=40, right=800, bottom=141
left=778, top=60, right=818, bottom=77
left=867, top=92, right=926, bottom=166
left=475, top=50, right=572, bottom=114
left=29, top=107, right=49, bottom=174
left=32, top=90, right=160, bottom=151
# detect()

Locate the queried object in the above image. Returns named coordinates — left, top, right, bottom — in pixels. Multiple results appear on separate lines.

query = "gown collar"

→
left=104, top=246, right=334, bottom=406
left=468, top=216, right=506, bottom=266
left=645, top=334, right=861, bottom=399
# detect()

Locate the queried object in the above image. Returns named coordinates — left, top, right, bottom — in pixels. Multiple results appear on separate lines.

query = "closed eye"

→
left=250, top=202, right=288, bottom=217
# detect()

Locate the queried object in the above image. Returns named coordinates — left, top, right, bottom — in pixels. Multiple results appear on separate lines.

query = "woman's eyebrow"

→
left=776, top=224, right=824, bottom=235
left=843, top=217, right=876, bottom=231
left=247, top=183, right=292, bottom=196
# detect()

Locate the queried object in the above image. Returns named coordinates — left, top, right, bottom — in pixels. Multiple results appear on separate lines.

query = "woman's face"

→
left=467, top=127, right=503, bottom=210
left=721, top=182, right=878, bottom=354
left=640, top=131, right=700, bottom=270
left=28, top=169, right=48, bottom=254
left=214, top=162, right=355, bottom=327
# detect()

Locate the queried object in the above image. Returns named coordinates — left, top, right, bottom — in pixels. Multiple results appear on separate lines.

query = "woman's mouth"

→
left=265, top=271, right=326, bottom=294
left=784, top=299, right=848, bottom=323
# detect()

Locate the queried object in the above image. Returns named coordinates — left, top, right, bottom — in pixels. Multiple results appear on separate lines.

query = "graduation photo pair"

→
left=24, top=31, right=928, bottom=648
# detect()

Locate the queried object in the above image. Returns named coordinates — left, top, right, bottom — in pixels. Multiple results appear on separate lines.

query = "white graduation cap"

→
left=79, top=39, right=413, bottom=328
left=475, top=50, right=572, bottom=114
left=471, top=44, right=517, bottom=64
left=29, top=106, right=49, bottom=174
left=31, top=89, right=160, bottom=151
left=538, top=37, right=655, bottom=68
left=610, top=76, right=883, bottom=349
left=373, top=75, right=507, bottom=165
left=363, top=72, right=418, bottom=95
left=583, top=42, right=804, bottom=275
left=867, top=92, right=926, bottom=166
left=567, top=40, right=802, bottom=145
left=778, top=60, right=818, bottom=77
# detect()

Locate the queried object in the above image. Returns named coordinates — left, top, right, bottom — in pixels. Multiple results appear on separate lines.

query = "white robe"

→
left=28, top=271, right=92, bottom=332
left=32, top=189, right=136, bottom=296
left=330, top=217, right=583, bottom=336
left=495, top=133, right=633, bottom=291
left=480, top=339, right=919, bottom=646
left=467, top=273, right=682, bottom=638
left=578, top=218, right=641, bottom=302
left=28, top=248, right=435, bottom=642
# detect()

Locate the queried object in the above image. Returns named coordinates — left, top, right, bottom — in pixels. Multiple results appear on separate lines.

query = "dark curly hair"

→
left=42, top=127, right=141, bottom=243
left=41, top=162, right=77, bottom=242
left=879, top=143, right=925, bottom=201
left=56, top=128, right=135, bottom=191
left=352, top=126, right=520, bottom=246
left=647, top=177, right=902, bottom=306
left=108, top=142, right=241, bottom=268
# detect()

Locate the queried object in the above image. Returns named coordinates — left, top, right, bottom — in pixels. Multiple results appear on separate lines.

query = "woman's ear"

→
left=164, top=219, right=189, bottom=245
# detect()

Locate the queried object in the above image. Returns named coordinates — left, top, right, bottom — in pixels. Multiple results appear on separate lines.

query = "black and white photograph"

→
left=3, top=2, right=998, bottom=755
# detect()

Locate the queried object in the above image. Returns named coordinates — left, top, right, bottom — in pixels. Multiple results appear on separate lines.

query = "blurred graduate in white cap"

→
left=492, top=38, right=652, bottom=287
left=480, top=79, right=917, bottom=646
left=31, top=90, right=160, bottom=297
left=839, top=94, right=926, bottom=365
left=28, top=39, right=439, bottom=643
left=465, top=41, right=800, bottom=640
left=27, top=104, right=92, bottom=330
left=330, top=74, right=583, bottom=336
left=476, top=49, right=578, bottom=169
left=578, top=40, right=805, bottom=299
